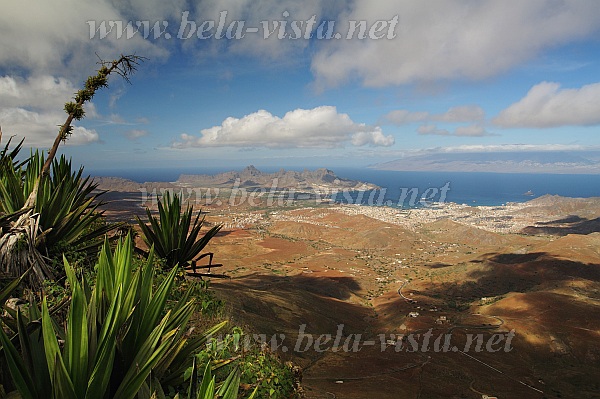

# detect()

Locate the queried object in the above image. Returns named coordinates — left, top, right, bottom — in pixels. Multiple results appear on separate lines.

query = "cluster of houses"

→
left=407, top=312, right=448, bottom=324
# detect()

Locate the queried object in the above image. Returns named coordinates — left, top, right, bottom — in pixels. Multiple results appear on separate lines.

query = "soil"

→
left=101, top=193, right=600, bottom=399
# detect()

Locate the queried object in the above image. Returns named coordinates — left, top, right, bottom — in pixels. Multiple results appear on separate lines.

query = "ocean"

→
left=332, top=169, right=600, bottom=207
left=89, top=167, right=600, bottom=208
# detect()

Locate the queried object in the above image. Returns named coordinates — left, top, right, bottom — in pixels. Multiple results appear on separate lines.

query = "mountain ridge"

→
left=176, top=165, right=378, bottom=190
left=374, top=151, right=600, bottom=174
left=94, top=166, right=378, bottom=192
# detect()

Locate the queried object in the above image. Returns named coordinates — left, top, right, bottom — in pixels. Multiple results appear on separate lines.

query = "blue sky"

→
left=2, top=1, right=600, bottom=173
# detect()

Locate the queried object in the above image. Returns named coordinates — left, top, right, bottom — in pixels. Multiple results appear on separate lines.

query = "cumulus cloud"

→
left=0, top=74, right=102, bottom=147
left=417, top=124, right=450, bottom=136
left=454, top=124, right=491, bottom=137
left=312, top=1, right=600, bottom=88
left=436, top=106, right=485, bottom=123
left=417, top=123, right=491, bottom=137
left=0, top=1, right=165, bottom=77
left=0, top=108, right=99, bottom=147
left=173, top=106, right=394, bottom=149
left=67, top=126, right=101, bottom=146
left=493, top=81, right=600, bottom=128
left=0, top=75, right=77, bottom=110
left=3, top=1, right=600, bottom=91
left=0, top=73, right=150, bottom=147
left=383, top=105, right=485, bottom=125
left=0, top=0, right=327, bottom=76
left=0, top=1, right=167, bottom=148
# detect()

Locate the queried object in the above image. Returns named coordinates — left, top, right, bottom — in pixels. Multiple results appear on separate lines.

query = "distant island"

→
left=94, top=165, right=378, bottom=192
left=373, top=151, right=600, bottom=174
left=177, top=165, right=378, bottom=190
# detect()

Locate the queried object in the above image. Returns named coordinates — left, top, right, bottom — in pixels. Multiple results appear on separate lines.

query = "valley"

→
left=101, top=188, right=600, bottom=398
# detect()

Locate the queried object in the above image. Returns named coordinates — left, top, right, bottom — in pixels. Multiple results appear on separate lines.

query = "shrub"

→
left=0, top=150, right=119, bottom=284
left=0, top=55, right=143, bottom=287
left=136, top=191, right=221, bottom=269
left=0, top=235, right=236, bottom=398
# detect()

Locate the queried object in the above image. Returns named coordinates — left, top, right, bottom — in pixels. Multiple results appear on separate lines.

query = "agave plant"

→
left=0, top=55, right=143, bottom=287
left=136, top=191, right=222, bottom=269
left=0, top=234, right=236, bottom=398
left=0, top=134, right=27, bottom=172
left=0, top=135, right=27, bottom=223
left=182, top=357, right=251, bottom=399
left=0, top=150, right=118, bottom=286
left=0, top=151, right=116, bottom=252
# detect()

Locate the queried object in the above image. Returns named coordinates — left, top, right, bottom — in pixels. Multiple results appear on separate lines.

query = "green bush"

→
left=0, top=150, right=118, bottom=269
left=238, top=350, right=299, bottom=398
left=0, top=235, right=236, bottom=398
left=136, top=191, right=221, bottom=269
left=195, top=331, right=300, bottom=399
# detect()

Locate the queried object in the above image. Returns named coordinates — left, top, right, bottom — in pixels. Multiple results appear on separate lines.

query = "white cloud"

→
left=193, top=0, right=333, bottom=59
left=0, top=1, right=167, bottom=150
left=0, top=75, right=77, bottom=111
left=312, top=1, right=600, bottom=88
left=125, top=129, right=149, bottom=139
left=493, top=81, right=600, bottom=128
left=384, top=105, right=485, bottom=125
left=109, top=89, right=126, bottom=109
left=108, top=114, right=128, bottom=125
left=0, top=74, right=103, bottom=147
left=351, top=130, right=395, bottom=146
left=454, top=124, right=491, bottom=137
left=0, top=1, right=165, bottom=77
left=435, top=106, right=485, bottom=123
left=0, top=108, right=99, bottom=147
left=3, top=1, right=600, bottom=92
left=417, top=124, right=449, bottom=136
left=85, top=103, right=100, bottom=119
left=417, top=123, right=491, bottom=137
left=0, top=73, right=151, bottom=148
left=68, top=126, right=101, bottom=146
left=112, top=0, right=188, bottom=22
left=354, top=144, right=596, bottom=159
left=173, top=106, right=394, bottom=149
left=435, top=144, right=592, bottom=153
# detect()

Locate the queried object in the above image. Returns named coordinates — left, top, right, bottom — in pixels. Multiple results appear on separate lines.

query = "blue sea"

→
left=332, top=169, right=600, bottom=207
left=89, top=167, right=600, bottom=208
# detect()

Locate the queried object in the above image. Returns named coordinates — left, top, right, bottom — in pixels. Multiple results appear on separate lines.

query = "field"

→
left=103, top=193, right=600, bottom=398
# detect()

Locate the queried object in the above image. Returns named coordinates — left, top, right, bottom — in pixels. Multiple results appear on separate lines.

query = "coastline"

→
left=328, top=202, right=534, bottom=234
left=94, top=169, right=600, bottom=209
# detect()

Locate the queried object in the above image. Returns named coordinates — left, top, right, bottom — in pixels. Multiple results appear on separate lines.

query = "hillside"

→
left=203, top=196, right=600, bottom=398
left=177, top=165, right=378, bottom=190
left=97, top=192, right=600, bottom=398
left=94, top=166, right=378, bottom=192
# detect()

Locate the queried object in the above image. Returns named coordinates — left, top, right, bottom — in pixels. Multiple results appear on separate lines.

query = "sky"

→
left=2, top=0, right=600, bottom=173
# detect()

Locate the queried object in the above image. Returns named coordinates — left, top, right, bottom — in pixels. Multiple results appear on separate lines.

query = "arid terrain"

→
left=100, top=187, right=600, bottom=399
